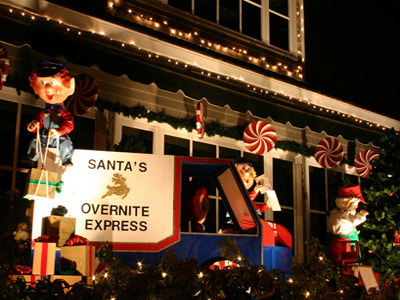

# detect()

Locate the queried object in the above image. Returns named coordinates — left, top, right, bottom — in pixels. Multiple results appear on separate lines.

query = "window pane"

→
left=68, top=116, right=94, bottom=150
left=269, top=13, right=289, bottom=50
left=219, top=0, right=239, bottom=31
left=18, top=105, right=42, bottom=168
left=0, top=169, right=12, bottom=192
left=273, top=158, right=293, bottom=206
left=115, top=126, right=153, bottom=154
left=242, top=1, right=261, bottom=40
left=16, top=171, right=29, bottom=194
left=164, top=135, right=190, bottom=156
left=0, top=100, right=17, bottom=166
left=219, top=146, right=240, bottom=159
left=309, top=166, right=326, bottom=211
left=243, top=152, right=263, bottom=174
left=203, top=197, right=217, bottom=233
left=195, top=0, right=216, bottom=22
left=274, top=208, right=294, bottom=254
left=327, top=170, right=344, bottom=211
left=270, top=0, right=288, bottom=16
left=168, top=0, right=191, bottom=13
left=310, top=212, right=327, bottom=244
left=193, top=141, right=216, bottom=158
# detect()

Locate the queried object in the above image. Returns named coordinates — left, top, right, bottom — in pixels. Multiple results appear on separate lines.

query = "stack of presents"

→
left=11, top=206, right=99, bottom=288
left=10, top=164, right=100, bottom=288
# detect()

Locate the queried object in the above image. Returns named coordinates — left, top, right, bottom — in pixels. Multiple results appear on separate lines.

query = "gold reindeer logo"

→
left=101, top=173, right=130, bottom=199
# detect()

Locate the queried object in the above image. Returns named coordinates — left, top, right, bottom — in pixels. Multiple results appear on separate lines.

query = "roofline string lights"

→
left=1, top=3, right=390, bottom=132
left=107, top=0, right=304, bottom=80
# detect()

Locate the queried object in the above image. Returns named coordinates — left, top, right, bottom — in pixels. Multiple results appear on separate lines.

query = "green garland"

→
left=95, top=98, right=316, bottom=157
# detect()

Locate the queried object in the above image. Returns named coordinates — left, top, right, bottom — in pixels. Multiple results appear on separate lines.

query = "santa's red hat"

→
left=339, top=184, right=366, bottom=204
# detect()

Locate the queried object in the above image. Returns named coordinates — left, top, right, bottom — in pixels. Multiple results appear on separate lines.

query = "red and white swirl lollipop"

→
left=64, top=74, right=98, bottom=115
left=243, top=121, right=277, bottom=154
left=354, top=150, right=379, bottom=178
left=0, top=48, right=9, bottom=90
left=196, top=102, right=205, bottom=139
left=315, top=137, right=344, bottom=168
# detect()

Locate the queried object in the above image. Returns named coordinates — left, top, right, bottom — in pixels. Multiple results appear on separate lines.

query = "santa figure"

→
left=182, top=180, right=209, bottom=232
left=327, top=184, right=369, bottom=266
left=235, top=158, right=271, bottom=214
left=23, top=59, right=75, bottom=166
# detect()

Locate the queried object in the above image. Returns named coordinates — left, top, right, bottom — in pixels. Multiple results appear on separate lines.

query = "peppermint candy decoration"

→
left=243, top=121, right=277, bottom=154
left=315, top=137, right=344, bottom=168
left=196, top=102, right=205, bottom=139
left=0, top=48, right=10, bottom=90
left=354, top=150, right=379, bottom=178
left=64, top=74, right=98, bottom=115
left=209, top=260, right=238, bottom=270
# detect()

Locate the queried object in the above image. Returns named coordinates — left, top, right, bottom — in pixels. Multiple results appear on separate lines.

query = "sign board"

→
left=31, top=150, right=178, bottom=251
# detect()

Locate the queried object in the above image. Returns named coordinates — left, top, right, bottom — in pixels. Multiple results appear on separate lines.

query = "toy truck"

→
left=31, top=151, right=292, bottom=273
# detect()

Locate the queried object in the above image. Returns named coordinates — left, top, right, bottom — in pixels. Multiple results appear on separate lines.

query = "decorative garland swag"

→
left=95, top=98, right=351, bottom=161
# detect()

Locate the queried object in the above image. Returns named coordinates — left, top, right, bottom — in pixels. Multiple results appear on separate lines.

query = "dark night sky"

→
left=304, top=1, right=400, bottom=120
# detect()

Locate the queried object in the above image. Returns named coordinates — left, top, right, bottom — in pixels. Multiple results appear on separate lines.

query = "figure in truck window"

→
left=235, top=158, right=271, bottom=215
left=327, top=184, right=369, bottom=266
left=182, top=180, right=209, bottom=232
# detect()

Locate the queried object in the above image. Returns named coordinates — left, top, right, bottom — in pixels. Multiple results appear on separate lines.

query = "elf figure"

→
left=235, top=158, right=271, bottom=214
left=23, top=59, right=75, bottom=166
left=327, top=184, right=369, bottom=266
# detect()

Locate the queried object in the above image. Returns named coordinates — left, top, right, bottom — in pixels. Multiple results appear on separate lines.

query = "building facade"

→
left=1, top=0, right=399, bottom=264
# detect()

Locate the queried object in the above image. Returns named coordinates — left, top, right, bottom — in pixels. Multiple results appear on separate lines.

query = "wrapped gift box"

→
left=24, top=168, right=61, bottom=199
left=42, top=216, right=76, bottom=246
left=10, top=275, right=43, bottom=288
left=61, top=245, right=95, bottom=277
left=31, top=245, right=61, bottom=273
left=32, top=242, right=57, bottom=276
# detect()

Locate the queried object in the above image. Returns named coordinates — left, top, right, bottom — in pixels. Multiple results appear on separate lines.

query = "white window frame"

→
left=161, top=0, right=298, bottom=54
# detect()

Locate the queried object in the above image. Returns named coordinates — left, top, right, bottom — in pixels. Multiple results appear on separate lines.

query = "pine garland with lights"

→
left=360, top=128, right=400, bottom=283
left=96, top=98, right=316, bottom=156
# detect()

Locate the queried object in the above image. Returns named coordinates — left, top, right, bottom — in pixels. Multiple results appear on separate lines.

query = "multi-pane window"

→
left=0, top=98, right=95, bottom=193
left=167, top=0, right=292, bottom=52
left=308, top=165, right=359, bottom=245
left=272, top=158, right=295, bottom=254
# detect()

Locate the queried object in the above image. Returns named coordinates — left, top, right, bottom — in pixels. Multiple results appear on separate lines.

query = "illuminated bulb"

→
left=138, top=261, right=142, bottom=267
left=319, top=256, right=324, bottom=261
left=162, top=272, right=167, bottom=277
left=67, top=28, right=70, bottom=32
left=288, top=278, right=293, bottom=283
left=121, top=43, right=125, bottom=47
left=155, top=22, right=159, bottom=28
left=171, top=29, right=176, bottom=34
left=108, top=2, right=114, bottom=8
left=198, top=272, right=203, bottom=278
left=9, top=8, right=13, bottom=13
left=128, top=9, right=132, bottom=13
left=104, top=273, right=108, bottom=278
left=78, top=31, right=81, bottom=35
left=238, top=256, right=241, bottom=261
left=305, top=291, right=310, bottom=297
left=179, top=32, right=183, bottom=36
left=31, top=16, right=35, bottom=20
left=21, top=12, right=25, bottom=16
left=59, top=20, right=62, bottom=24
left=92, top=275, right=96, bottom=280
left=163, top=20, right=168, bottom=25
left=100, top=31, right=105, bottom=35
